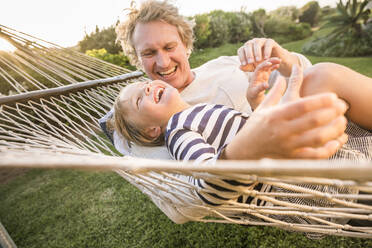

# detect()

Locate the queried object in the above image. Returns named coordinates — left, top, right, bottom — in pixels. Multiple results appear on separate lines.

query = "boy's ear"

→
left=144, top=126, right=162, bottom=139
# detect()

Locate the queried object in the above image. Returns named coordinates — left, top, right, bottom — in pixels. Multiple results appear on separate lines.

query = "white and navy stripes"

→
left=165, top=104, right=248, bottom=163
left=165, top=103, right=264, bottom=206
left=164, top=104, right=372, bottom=207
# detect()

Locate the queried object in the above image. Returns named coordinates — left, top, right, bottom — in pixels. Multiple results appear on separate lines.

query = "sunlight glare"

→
left=0, top=38, right=16, bottom=52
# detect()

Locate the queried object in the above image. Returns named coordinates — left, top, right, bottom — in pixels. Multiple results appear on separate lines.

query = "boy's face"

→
left=120, top=80, right=184, bottom=131
left=133, top=20, right=194, bottom=92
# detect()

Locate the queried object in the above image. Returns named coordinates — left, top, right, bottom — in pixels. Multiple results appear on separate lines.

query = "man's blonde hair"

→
left=116, top=0, right=195, bottom=69
left=112, top=86, right=164, bottom=147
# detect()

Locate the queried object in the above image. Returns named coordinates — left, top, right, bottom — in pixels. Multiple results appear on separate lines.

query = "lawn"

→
left=189, top=33, right=372, bottom=77
left=2, top=169, right=371, bottom=248
left=1, top=33, right=372, bottom=247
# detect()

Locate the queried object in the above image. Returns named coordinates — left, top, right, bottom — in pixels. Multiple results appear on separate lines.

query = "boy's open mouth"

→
left=154, top=87, right=165, bottom=103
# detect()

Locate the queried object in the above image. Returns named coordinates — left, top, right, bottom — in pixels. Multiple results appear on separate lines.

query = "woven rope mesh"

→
left=0, top=24, right=371, bottom=239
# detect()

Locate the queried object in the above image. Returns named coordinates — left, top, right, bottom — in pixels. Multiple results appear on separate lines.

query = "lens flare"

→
left=0, top=38, right=16, bottom=52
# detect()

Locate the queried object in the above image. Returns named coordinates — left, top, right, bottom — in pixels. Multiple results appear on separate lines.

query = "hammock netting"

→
left=0, top=24, right=371, bottom=240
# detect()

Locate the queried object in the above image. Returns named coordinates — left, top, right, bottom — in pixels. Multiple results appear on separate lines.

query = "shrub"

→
left=79, top=25, right=122, bottom=54
left=303, top=0, right=372, bottom=57
left=299, top=1, right=321, bottom=27
left=287, top=23, right=313, bottom=40
left=250, top=9, right=268, bottom=37
left=224, top=11, right=252, bottom=43
left=193, top=14, right=212, bottom=49
left=364, top=22, right=372, bottom=40
left=302, top=32, right=372, bottom=57
left=207, top=10, right=230, bottom=47
left=324, top=0, right=371, bottom=39
left=270, top=6, right=300, bottom=21
left=320, top=5, right=336, bottom=17
left=193, top=11, right=252, bottom=48
left=85, top=48, right=136, bottom=70
left=264, top=16, right=312, bottom=44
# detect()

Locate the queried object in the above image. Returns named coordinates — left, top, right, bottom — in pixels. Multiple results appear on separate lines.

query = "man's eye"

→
left=136, top=97, right=141, bottom=108
left=142, top=51, right=154, bottom=57
left=165, top=46, right=174, bottom=51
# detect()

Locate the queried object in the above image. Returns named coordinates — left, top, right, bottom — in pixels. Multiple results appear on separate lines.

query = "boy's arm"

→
left=166, top=128, right=255, bottom=205
left=244, top=58, right=280, bottom=110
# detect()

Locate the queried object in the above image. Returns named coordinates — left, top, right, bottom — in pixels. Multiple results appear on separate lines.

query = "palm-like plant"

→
left=325, top=0, right=371, bottom=38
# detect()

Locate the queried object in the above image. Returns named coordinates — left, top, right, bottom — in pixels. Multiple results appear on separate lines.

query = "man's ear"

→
left=186, top=48, right=191, bottom=58
left=144, top=126, right=162, bottom=139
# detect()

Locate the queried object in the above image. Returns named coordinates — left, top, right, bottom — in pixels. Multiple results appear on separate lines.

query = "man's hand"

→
left=224, top=75, right=348, bottom=160
left=237, top=38, right=299, bottom=77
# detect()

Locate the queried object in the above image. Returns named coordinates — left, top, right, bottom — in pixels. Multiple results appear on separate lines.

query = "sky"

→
left=1, top=0, right=338, bottom=48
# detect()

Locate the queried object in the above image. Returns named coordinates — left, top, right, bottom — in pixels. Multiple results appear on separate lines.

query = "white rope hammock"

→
left=0, top=24, right=371, bottom=239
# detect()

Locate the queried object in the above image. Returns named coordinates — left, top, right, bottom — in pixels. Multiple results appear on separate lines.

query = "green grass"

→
left=1, top=169, right=371, bottom=248
left=190, top=26, right=372, bottom=77
left=282, top=26, right=372, bottom=77
left=190, top=43, right=243, bottom=68
left=1, top=30, right=372, bottom=247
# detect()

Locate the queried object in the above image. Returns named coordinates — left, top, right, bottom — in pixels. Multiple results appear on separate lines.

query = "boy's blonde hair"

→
left=112, top=87, right=164, bottom=147
left=116, top=0, right=195, bottom=69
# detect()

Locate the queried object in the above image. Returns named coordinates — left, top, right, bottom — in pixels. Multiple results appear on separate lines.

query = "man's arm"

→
left=222, top=76, right=348, bottom=160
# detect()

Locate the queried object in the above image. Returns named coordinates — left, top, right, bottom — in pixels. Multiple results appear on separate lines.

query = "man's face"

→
left=132, top=21, right=194, bottom=92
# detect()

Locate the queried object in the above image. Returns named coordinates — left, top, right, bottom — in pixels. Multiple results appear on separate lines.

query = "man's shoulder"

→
left=191, top=56, right=241, bottom=82
left=194, top=56, right=240, bottom=71
left=210, top=55, right=240, bottom=64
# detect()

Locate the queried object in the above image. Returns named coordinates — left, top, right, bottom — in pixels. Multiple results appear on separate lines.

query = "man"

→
left=101, top=0, right=371, bottom=224
left=112, top=0, right=347, bottom=159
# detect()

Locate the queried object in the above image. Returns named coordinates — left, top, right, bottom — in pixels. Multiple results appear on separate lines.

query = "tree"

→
left=270, top=6, right=300, bottom=21
left=250, top=9, right=268, bottom=37
left=224, top=11, right=252, bottom=43
left=302, top=0, right=372, bottom=57
left=78, top=25, right=122, bottom=54
left=325, top=0, right=371, bottom=38
left=299, top=1, right=321, bottom=27
left=321, top=5, right=337, bottom=16
left=85, top=48, right=135, bottom=70
left=264, top=16, right=312, bottom=44
left=193, top=14, right=212, bottom=48
left=207, top=10, right=230, bottom=47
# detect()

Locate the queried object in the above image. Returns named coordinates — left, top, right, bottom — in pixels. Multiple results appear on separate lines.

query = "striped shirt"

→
left=165, top=103, right=268, bottom=206
left=165, top=103, right=372, bottom=209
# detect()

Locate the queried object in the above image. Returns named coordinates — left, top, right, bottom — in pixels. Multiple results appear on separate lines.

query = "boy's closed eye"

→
left=136, top=97, right=141, bottom=109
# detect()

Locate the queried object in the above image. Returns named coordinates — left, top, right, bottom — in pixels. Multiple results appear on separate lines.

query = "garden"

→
left=1, top=1, right=371, bottom=247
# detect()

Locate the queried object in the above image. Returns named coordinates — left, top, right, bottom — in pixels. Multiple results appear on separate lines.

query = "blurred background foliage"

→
left=78, top=0, right=371, bottom=68
left=303, top=0, right=372, bottom=56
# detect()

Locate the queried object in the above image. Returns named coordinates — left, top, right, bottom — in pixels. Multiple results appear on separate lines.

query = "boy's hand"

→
left=245, top=57, right=281, bottom=110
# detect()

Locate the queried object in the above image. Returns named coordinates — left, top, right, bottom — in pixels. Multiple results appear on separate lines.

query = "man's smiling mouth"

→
left=157, top=66, right=177, bottom=76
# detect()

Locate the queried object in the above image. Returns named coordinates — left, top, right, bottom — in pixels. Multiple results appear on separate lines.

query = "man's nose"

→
left=155, top=51, right=170, bottom=68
